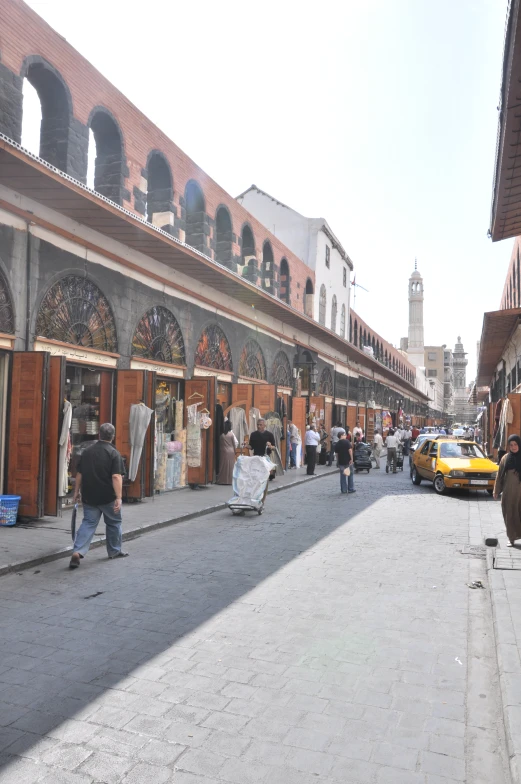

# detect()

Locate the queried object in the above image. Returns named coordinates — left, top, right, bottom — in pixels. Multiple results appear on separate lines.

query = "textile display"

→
left=155, top=445, right=167, bottom=492
left=128, top=403, right=154, bottom=481
left=175, top=400, right=184, bottom=432
left=249, top=407, right=262, bottom=434
left=166, top=452, right=183, bottom=489
left=229, top=406, right=249, bottom=448
left=187, top=421, right=202, bottom=467
left=215, top=404, right=225, bottom=475
left=58, top=400, right=73, bottom=496
left=228, top=455, right=271, bottom=510
left=175, top=428, right=187, bottom=486
left=265, top=412, right=284, bottom=475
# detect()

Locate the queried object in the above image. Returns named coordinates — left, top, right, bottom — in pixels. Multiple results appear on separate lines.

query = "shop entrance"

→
left=153, top=377, right=186, bottom=493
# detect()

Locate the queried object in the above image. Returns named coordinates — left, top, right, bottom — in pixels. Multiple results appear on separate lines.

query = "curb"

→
left=486, top=546, right=521, bottom=784
left=0, top=468, right=337, bottom=578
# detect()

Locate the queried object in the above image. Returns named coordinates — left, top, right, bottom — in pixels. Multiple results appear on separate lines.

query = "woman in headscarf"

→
left=494, top=434, right=521, bottom=546
left=216, top=421, right=238, bottom=485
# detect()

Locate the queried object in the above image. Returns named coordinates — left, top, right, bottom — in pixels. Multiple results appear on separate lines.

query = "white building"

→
left=405, top=262, right=425, bottom=369
left=236, top=185, right=353, bottom=337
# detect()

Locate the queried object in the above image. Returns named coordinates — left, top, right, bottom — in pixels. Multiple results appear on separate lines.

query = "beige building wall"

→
left=424, top=346, right=445, bottom=380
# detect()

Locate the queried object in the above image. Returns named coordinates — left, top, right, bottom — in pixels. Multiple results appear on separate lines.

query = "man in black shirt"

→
left=69, top=423, right=127, bottom=569
left=249, top=419, right=277, bottom=480
left=334, top=432, right=355, bottom=494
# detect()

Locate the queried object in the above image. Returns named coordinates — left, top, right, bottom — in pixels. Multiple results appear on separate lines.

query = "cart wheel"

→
left=257, top=509, right=263, bottom=515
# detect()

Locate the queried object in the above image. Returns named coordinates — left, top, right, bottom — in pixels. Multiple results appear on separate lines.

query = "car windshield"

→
left=439, top=442, right=484, bottom=459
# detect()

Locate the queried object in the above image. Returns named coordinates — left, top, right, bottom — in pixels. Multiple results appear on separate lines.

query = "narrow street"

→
left=0, top=467, right=511, bottom=783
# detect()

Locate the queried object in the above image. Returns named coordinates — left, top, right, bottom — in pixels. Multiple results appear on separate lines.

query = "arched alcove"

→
left=185, top=181, right=206, bottom=253
left=89, top=108, right=126, bottom=205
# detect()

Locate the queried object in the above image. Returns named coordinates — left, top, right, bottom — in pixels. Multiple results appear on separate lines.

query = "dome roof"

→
left=410, top=269, right=422, bottom=279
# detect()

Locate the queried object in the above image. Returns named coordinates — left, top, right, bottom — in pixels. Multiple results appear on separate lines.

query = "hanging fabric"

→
left=58, top=400, right=73, bottom=496
left=249, top=407, right=262, bottom=434
left=128, top=403, right=154, bottom=481
left=229, top=406, right=249, bottom=448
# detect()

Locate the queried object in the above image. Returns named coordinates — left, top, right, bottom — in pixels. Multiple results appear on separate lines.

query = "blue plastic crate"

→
left=0, top=496, right=21, bottom=526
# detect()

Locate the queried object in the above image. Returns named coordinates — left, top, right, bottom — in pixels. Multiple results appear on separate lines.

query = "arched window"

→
left=262, top=242, right=274, bottom=293
left=132, top=306, right=185, bottom=365
left=241, top=224, right=256, bottom=281
left=354, top=319, right=358, bottom=345
left=239, top=339, right=266, bottom=380
left=372, top=336, right=376, bottom=355
left=340, top=304, right=346, bottom=338
left=271, top=350, right=292, bottom=387
left=385, top=349, right=388, bottom=366
left=279, top=258, right=290, bottom=304
left=349, top=315, right=353, bottom=342
left=0, top=268, right=15, bottom=335
left=319, top=284, right=326, bottom=326
left=146, top=152, right=174, bottom=232
left=35, top=275, right=117, bottom=352
left=319, top=367, right=334, bottom=396
left=305, top=278, right=314, bottom=318
left=89, top=108, right=126, bottom=204
left=21, top=58, right=72, bottom=175
left=194, top=324, right=233, bottom=371
left=185, top=181, right=206, bottom=253
left=215, top=206, right=233, bottom=267
left=331, top=295, right=337, bottom=332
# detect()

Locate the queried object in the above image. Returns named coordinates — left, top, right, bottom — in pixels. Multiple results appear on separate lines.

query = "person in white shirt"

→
left=402, top=426, right=412, bottom=456
left=328, top=422, right=345, bottom=466
left=385, top=428, right=399, bottom=473
left=288, top=420, right=299, bottom=468
left=352, top=421, right=364, bottom=442
left=372, top=429, right=384, bottom=469
left=305, top=425, right=321, bottom=476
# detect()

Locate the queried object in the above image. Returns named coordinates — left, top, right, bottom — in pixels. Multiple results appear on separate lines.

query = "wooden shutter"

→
left=253, top=384, right=276, bottom=415
left=115, top=370, right=148, bottom=499
left=7, top=352, right=49, bottom=519
left=308, top=395, right=325, bottom=423
left=232, top=383, right=253, bottom=410
left=291, top=397, right=307, bottom=447
left=44, top=356, right=66, bottom=516
left=185, top=377, right=214, bottom=486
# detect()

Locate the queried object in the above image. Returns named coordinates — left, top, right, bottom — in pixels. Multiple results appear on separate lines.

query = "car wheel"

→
left=412, top=467, right=422, bottom=485
left=433, top=474, right=446, bottom=495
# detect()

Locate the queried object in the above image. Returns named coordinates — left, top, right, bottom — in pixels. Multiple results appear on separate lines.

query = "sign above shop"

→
left=194, top=367, right=233, bottom=382
left=0, top=333, right=15, bottom=350
left=34, top=338, right=119, bottom=367
left=130, top=357, right=185, bottom=378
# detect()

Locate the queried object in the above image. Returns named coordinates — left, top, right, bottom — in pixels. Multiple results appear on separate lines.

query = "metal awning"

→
left=490, top=0, right=521, bottom=241
left=476, top=307, right=521, bottom=385
left=0, top=136, right=427, bottom=399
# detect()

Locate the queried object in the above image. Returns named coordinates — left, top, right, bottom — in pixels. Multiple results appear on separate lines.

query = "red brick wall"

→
left=0, top=0, right=312, bottom=312
left=350, top=309, right=415, bottom=384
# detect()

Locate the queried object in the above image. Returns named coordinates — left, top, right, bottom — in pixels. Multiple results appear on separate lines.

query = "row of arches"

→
left=349, top=315, right=414, bottom=384
left=318, top=284, right=346, bottom=337
left=16, top=56, right=297, bottom=305
left=32, top=274, right=295, bottom=383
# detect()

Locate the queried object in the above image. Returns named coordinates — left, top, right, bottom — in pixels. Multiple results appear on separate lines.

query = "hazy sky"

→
left=24, top=0, right=510, bottom=381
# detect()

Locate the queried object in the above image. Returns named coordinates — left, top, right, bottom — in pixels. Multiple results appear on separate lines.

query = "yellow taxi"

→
left=410, top=438, right=498, bottom=495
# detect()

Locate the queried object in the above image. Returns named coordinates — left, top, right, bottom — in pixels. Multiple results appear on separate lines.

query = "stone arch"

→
left=35, top=274, right=117, bottom=352
left=279, top=258, right=290, bottom=304
left=146, top=151, right=174, bottom=232
left=305, top=278, right=314, bottom=318
left=271, top=350, right=292, bottom=387
left=215, top=205, right=234, bottom=268
left=331, top=295, right=337, bottom=332
left=354, top=319, right=358, bottom=345
left=319, top=284, right=327, bottom=326
left=240, top=223, right=256, bottom=282
left=0, top=264, right=15, bottom=335
left=349, top=314, right=353, bottom=342
left=20, top=56, right=77, bottom=176
left=340, top=304, right=346, bottom=338
left=184, top=180, right=206, bottom=253
left=239, top=339, right=267, bottom=380
left=131, top=306, right=185, bottom=365
left=194, top=324, right=233, bottom=372
left=88, top=107, right=127, bottom=205
left=319, top=366, right=334, bottom=396
left=262, top=241, right=274, bottom=293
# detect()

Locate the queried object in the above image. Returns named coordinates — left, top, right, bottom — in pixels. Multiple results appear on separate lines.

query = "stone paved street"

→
left=0, top=466, right=512, bottom=783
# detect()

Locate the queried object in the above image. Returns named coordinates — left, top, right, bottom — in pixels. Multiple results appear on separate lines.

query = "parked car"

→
left=410, top=438, right=498, bottom=495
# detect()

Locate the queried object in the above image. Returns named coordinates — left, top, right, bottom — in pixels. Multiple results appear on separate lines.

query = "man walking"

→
left=372, top=428, right=384, bottom=469
left=70, top=423, right=127, bottom=569
left=249, top=419, right=277, bottom=480
left=385, top=427, right=399, bottom=474
left=335, top=431, right=355, bottom=493
left=328, top=422, right=345, bottom=466
left=305, top=424, right=321, bottom=476
left=288, top=419, right=299, bottom=468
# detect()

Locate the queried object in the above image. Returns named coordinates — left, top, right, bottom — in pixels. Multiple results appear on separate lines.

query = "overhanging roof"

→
left=476, top=307, right=521, bottom=384
left=490, top=0, right=521, bottom=241
left=0, top=135, right=426, bottom=398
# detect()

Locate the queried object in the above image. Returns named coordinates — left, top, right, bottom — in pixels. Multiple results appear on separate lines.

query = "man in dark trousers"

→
left=69, top=423, right=128, bottom=569
left=335, top=431, right=355, bottom=494
left=249, top=419, right=277, bottom=480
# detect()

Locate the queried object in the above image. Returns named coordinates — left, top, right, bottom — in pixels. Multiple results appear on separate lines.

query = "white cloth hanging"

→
left=58, top=400, right=72, bottom=496
left=128, top=403, right=153, bottom=481
left=229, top=407, right=249, bottom=448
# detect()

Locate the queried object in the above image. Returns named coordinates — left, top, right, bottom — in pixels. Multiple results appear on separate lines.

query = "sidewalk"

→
left=0, top=464, right=337, bottom=577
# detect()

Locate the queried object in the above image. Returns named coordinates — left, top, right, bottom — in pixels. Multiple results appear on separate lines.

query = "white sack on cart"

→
left=228, top=456, right=271, bottom=509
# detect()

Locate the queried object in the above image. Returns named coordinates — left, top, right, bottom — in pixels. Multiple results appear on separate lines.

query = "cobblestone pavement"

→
left=0, top=465, right=511, bottom=783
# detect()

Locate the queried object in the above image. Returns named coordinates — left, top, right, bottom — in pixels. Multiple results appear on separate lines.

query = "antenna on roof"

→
left=414, top=257, right=417, bottom=271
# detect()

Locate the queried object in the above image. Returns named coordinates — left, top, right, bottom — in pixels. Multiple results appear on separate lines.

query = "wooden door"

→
left=309, top=396, right=325, bottom=425
left=347, top=405, right=356, bottom=432
left=292, top=397, right=307, bottom=450
left=44, top=356, right=66, bottom=516
left=185, top=377, right=215, bottom=486
left=7, top=352, right=49, bottom=519
left=324, top=400, right=333, bottom=436
left=144, top=371, right=156, bottom=497
left=232, top=383, right=253, bottom=410
left=253, top=384, right=276, bottom=415
left=115, top=370, right=148, bottom=500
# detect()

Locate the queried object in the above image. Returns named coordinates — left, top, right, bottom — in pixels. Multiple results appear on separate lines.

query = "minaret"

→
left=407, top=259, right=424, bottom=369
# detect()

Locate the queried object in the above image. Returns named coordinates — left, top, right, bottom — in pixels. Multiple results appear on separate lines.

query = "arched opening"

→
left=319, top=284, right=327, bottom=326
left=331, top=295, right=337, bottom=332
left=21, top=59, right=72, bottom=174
left=194, top=324, right=232, bottom=371
left=271, top=350, right=292, bottom=387
left=349, top=315, right=353, bottom=342
left=239, top=339, right=266, bottom=380
left=372, top=336, right=376, bottom=355
left=89, top=109, right=126, bottom=204
left=240, top=224, right=256, bottom=281
left=132, top=306, right=185, bottom=365
left=279, top=258, right=290, bottom=304
left=319, top=367, right=334, bottom=396
left=385, top=349, right=388, bottom=366
left=0, top=268, right=15, bottom=336
left=184, top=181, right=206, bottom=253
left=305, top=278, right=314, bottom=318
left=340, top=304, right=346, bottom=338
left=146, top=152, right=174, bottom=232
left=215, top=206, right=233, bottom=268
left=354, top=319, right=358, bottom=346
left=262, top=241, right=274, bottom=293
